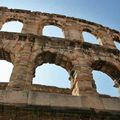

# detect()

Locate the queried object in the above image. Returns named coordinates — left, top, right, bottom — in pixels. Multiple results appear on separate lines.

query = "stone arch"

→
left=5, top=18, right=24, bottom=23
left=82, top=27, right=97, bottom=36
left=0, top=49, right=14, bottom=87
left=33, top=63, right=70, bottom=88
left=2, top=11, right=26, bottom=24
left=92, top=70, right=119, bottom=96
left=113, top=34, right=120, bottom=50
left=39, top=19, right=66, bottom=37
left=91, top=60, right=120, bottom=88
left=42, top=25, right=64, bottom=38
left=0, top=49, right=14, bottom=63
left=32, top=51, right=73, bottom=88
left=34, top=51, right=73, bottom=73
left=82, top=27, right=102, bottom=45
left=1, top=19, right=23, bottom=32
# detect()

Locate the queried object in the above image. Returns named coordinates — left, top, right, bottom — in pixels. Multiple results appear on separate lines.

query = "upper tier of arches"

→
left=0, top=7, right=120, bottom=50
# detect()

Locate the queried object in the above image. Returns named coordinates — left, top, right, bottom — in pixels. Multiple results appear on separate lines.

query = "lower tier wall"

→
left=0, top=90, right=120, bottom=120
left=0, top=104, right=120, bottom=120
left=0, top=90, right=120, bottom=111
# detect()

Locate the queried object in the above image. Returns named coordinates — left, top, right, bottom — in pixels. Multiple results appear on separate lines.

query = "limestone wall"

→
left=0, top=7, right=120, bottom=49
left=0, top=32, right=120, bottom=96
left=0, top=7, right=120, bottom=119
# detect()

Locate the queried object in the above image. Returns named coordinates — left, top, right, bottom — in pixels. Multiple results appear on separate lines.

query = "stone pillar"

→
left=100, top=32, right=116, bottom=49
left=38, top=26, right=43, bottom=36
left=118, top=87, right=120, bottom=97
left=97, top=37, right=103, bottom=45
left=71, top=58, right=104, bottom=109
left=7, top=42, right=33, bottom=90
left=0, top=21, right=3, bottom=30
left=65, top=28, right=83, bottom=42
left=114, top=80, right=120, bottom=97
left=0, top=13, right=3, bottom=30
left=22, top=21, right=39, bottom=35
left=24, top=62, right=35, bottom=90
left=72, top=63, right=97, bottom=96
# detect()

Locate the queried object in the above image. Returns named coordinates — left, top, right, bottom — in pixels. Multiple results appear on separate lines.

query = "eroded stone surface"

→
left=0, top=7, right=120, bottom=120
left=0, top=104, right=120, bottom=120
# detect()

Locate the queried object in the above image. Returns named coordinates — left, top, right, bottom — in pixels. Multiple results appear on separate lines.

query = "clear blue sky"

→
left=0, top=0, right=120, bottom=97
left=1, top=0, right=120, bottom=31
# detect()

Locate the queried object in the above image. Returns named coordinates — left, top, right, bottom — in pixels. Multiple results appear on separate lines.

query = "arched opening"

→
left=0, top=60, right=13, bottom=82
left=114, top=41, right=120, bottom=50
left=82, top=32, right=101, bottom=45
left=32, top=63, right=70, bottom=88
left=113, top=35, right=120, bottom=50
left=42, top=25, right=64, bottom=38
left=91, top=60, right=120, bottom=97
left=92, top=70, right=119, bottom=97
left=1, top=21, right=23, bottom=33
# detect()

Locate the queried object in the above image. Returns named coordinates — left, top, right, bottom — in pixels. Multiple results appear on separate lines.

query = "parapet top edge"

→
left=0, top=6, right=119, bottom=34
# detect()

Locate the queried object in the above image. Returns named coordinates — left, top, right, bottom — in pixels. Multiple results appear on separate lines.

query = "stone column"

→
left=100, top=32, right=116, bottom=49
left=0, top=22, right=3, bottom=30
left=24, top=61, right=35, bottom=90
left=7, top=41, right=33, bottom=90
left=22, top=21, right=39, bottom=35
left=118, top=87, right=120, bottom=97
left=71, top=58, right=104, bottom=109
left=72, top=62, right=97, bottom=96
left=114, top=80, right=120, bottom=97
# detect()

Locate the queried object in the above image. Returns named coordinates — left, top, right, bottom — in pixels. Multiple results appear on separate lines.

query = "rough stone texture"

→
left=0, top=32, right=120, bottom=95
left=0, top=104, right=120, bottom=120
left=0, top=7, right=120, bottom=120
left=0, top=90, right=120, bottom=110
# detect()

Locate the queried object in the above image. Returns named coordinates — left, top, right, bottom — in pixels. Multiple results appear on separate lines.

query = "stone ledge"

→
left=0, top=83, right=71, bottom=94
left=0, top=103, right=120, bottom=120
left=0, top=90, right=120, bottom=111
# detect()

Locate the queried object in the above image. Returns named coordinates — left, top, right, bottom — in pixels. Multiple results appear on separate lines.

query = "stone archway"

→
left=91, top=60, right=120, bottom=96
left=31, top=51, right=74, bottom=92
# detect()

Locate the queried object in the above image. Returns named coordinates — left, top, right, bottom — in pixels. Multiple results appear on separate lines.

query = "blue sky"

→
left=1, top=0, right=120, bottom=31
left=0, top=0, right=120, bottom=97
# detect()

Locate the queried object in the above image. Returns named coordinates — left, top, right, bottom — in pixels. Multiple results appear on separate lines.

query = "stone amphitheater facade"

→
left=0, top=7, right=120, bottom=120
